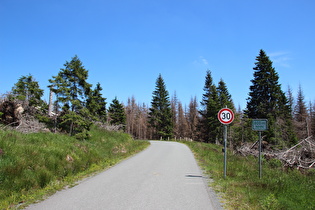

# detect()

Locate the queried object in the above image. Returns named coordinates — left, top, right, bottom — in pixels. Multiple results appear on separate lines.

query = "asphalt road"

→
left=26, top=141, right=223, bottom=210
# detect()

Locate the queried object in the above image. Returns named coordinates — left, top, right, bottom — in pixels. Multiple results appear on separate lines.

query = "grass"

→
left=0, top=126, right=149, bottom=209
left=184, top=141, right=315, bottom=210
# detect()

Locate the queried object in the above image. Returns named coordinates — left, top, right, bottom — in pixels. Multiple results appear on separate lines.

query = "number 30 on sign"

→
left=218, top=108, right=234, bottom=125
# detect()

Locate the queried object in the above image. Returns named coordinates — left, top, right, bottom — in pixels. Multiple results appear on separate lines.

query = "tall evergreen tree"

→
left=217, top=78, right=235, bottom=144
left=199, top=70, right=221, bottom=143
left=245, top=49, right=296, bottom=145
left=217, top=78, right=234, bottom=109
left=49, top=55, right=92, bottom=138
left=86, top=83, right=107, bottom=122
left=148, top=74, right=173, bottom=139
left=246, top=50, right=289, bottom=118
left=12, top=74, right=44, bottom=107
left=49, top=55, right=91, bottom=112
left=108, top=97, right=126, bottom=127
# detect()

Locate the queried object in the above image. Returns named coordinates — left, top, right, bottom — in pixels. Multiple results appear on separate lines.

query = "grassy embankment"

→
left=0, top=126, right=149, bottom=209
left=185, top=141, right=315, bottom=210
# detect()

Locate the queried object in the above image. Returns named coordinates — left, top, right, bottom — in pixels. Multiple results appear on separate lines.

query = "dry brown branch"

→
left=237, top=136, right=315, bottom=170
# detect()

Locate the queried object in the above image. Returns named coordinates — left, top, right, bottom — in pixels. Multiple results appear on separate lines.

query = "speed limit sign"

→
left=218, top=108, right=234, bottom=125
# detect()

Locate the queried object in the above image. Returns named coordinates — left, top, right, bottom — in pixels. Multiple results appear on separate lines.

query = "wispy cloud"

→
left=201, top=56, right=209, bottom=65
left=193, top=56, right=209, bottom=66
left=269, top=51, right=291, bottom=68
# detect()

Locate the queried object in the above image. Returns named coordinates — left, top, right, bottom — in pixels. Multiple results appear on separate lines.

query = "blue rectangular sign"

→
left=252, top=119, right=268, bottom=131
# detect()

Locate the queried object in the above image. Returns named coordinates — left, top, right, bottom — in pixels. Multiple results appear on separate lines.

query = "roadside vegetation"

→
left=185, top=141, right=315, bottom=210
left=0, top=126, right=149, bottom=209
left=1, top=49, right=314, bottom=209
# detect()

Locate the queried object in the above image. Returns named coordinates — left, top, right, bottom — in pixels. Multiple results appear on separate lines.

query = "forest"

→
left=0, top=49, right=315, bottom=150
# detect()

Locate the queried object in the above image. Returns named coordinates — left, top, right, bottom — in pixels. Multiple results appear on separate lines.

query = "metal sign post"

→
left=252, top=119, right=268, bottom=179
left=218, top=108, right=234, bottom=179
left=258, top=131, right=262, bottom=179
left=223, top=124, right=227, bottom=178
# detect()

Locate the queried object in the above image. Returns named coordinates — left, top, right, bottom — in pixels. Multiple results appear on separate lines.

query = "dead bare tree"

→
left=125, top=97, right=150, bottom=139
left=177, top=101, right=189, bottom=139
left=187, top=96, right=199, bottom=141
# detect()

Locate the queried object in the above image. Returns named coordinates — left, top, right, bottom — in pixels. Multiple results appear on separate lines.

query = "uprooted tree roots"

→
left=0, top=100, right=24, bottom=126
left=237, top=136, right=315, bottom=170
left=0, top=100, right=47, bottom=133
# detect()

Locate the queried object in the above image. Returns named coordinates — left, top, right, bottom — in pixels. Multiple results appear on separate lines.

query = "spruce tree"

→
left=108, top=97, right=126, bottom=128
left=12, top=74, right=44, bottom=107
left=217, top=78, right=234, bottom=109
left=245, top=49, right=296, bottom=145
left=49, top=55, right=91, bottom=112
left=148, top=74, right=173, bottom=139
left=86, top=83, right=107, bottom=122
left=246, top=50, right=290, bottom=118
left=199, top=70, right=221, bottom=143
left=217, top=78, right=235, bottom=143
left=49, top=55, right=92, bottom=138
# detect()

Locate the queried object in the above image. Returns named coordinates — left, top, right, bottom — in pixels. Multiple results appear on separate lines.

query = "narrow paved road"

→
left=26, top=141, right=222, bottom=210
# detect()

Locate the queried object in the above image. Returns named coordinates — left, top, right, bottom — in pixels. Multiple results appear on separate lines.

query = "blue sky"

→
left=1, top=0, right=314, bottom=110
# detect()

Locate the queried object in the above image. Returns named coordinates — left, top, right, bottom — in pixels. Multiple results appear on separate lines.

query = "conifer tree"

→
left=12, top=74, right=44, bottom=107
left=108, top=97, right=126, bottom=128
left=49, top=55, right=91, bottom=112
left=86, top=83, right=107, bottom=122
left=148, top=74, right=173, bottom=139
left=49, top=55, right=92, bottom=138
left=217, top=78, right=234, bottom=109
left=245, top=49, right=296, bottom=145
left=199, top=70, right=220, bottom=143
left=246, top=50, right=290, bottom=118
left=217, top=78, right=235, bottom=143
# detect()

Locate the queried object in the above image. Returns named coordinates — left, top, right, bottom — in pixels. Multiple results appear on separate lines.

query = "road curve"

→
left=26, top=141, right=223, bottom=210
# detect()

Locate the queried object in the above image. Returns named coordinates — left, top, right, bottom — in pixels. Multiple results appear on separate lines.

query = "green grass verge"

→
left=0, top=126, right=149, bottom=209
left=184, top=141, right=315, bottom=210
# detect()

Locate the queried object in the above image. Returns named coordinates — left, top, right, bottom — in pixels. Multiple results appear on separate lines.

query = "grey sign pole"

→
left=258, top=131, right=262, bottom=179
left=223, top=125, right=227, bottom=179
left=218, top=108, right=234, bottom=179
left=252, top=119, right=268, bottom=179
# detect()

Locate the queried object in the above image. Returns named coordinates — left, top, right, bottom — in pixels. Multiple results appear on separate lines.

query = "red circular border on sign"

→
left=218, top=108, right=234, bottom=124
